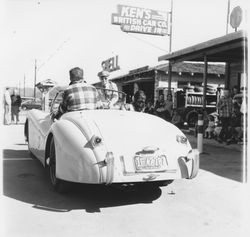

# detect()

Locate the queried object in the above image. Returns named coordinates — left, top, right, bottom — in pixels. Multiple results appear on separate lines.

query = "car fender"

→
left=50, top=119, right=104, bottom=184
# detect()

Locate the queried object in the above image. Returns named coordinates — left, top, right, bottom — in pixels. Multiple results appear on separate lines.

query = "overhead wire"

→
left=125, top=32, right=169, bottom=53
left=37, top=37, right=71, bottom=72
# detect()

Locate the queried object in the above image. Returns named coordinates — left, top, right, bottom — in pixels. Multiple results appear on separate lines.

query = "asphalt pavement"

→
left=1, top=110, right=249, bottom=237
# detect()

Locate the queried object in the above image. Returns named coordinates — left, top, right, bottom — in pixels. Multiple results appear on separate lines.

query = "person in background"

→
left=231, top=85, right=240, bottom=99
left=204, top=115, right=215, bottom=139
left=154, top=94, right=168, bottom=120
left=144, top=100, right=155, bottom=114
left=11, top=89, right=22, bottom=124
left=3, top=87, right=12, bottom=125
left=226, top=104, right=242, bottom=145
left=132, top=90, right=147, bottom=112
left=97, top=70, right=118, bottom=108
left=165, top=94, right=173, bottom=121
left=171, top=108, right=183, bottom=128
left=53, top=67, right=102, bottom=120
left=216, top=89, right=233, bottom=143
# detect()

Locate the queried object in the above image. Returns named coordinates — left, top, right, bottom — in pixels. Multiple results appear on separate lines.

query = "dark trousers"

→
left=11, top=106, right=20, bottom=123
left=219, top=117, right=231, bottom=141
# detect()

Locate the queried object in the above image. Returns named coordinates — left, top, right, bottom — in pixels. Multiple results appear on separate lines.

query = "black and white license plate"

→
left=134, top=155, right=167, bottom=171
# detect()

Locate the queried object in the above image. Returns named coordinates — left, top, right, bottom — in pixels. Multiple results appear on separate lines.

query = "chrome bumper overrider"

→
left=178, top=149, right=200, bottom=179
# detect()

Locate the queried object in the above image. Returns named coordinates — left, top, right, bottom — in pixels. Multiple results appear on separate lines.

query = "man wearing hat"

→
left=53, top=67, right=102, bottom=119
left=97, top=70, right=118, bottom=108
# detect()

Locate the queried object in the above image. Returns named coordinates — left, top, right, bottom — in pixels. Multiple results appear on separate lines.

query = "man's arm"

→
left=52, top=92, right=67, bottom=120
left=109, top=82, right=119, bottom=106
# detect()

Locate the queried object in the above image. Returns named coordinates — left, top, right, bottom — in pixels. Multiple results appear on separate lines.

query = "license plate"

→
left=134, top=155, right=167, bottom=171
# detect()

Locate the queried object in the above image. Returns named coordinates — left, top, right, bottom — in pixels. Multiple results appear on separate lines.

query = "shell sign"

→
left=111, top=5, right=168, bottom=36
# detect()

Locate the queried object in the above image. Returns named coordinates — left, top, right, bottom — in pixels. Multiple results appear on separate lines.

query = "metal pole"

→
left=197, top=114, right=204, bottom=153
left=169, top=0, right=173, bottom=53
left=226, top=0, right=230, bottom=34
left=34, top=59, right=37, bottom=99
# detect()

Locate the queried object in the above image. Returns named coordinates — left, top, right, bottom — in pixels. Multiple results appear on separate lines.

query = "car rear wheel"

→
left=49, top=137, right=68, bottom=193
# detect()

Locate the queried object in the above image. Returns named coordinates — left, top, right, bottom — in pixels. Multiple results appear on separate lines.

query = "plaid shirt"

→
left=60, top=82, right=102, bottom=113
left=217, top=97, right=233, bottom=118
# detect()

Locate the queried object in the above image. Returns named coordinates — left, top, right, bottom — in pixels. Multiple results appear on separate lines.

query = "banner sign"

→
left=111, top=5, right=168, bottom=36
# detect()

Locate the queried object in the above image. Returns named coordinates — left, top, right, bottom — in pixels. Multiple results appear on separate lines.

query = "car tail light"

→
left=90, top=135, right=102, bottom=147
left=176, top=135, right=187, bottom=144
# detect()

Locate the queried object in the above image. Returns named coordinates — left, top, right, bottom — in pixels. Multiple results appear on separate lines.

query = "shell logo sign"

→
left=111, top=5, right=168, bottom=36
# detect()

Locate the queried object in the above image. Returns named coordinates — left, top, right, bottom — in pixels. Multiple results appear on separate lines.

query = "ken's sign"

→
left=111, top=5, right=168, bottom=36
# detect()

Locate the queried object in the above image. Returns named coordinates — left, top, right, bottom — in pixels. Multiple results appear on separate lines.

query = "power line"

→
left=37, top=37, right=71, bottom=72
left=125, top=33, right=168, bottom=53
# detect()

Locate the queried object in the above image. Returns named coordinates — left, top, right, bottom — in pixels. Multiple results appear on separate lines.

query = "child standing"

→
left=205, top=115, right=215, bottom=139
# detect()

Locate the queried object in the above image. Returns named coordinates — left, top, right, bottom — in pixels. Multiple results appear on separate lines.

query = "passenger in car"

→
left=97, top=70, right=118, bottom=108
left=52, top=67, right=102, bottom=119
left=130, top=90, right=147, bottom=112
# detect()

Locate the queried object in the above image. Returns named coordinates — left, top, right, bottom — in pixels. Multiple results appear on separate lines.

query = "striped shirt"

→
left=217, top=97, right=233, bottom=118
left=60, top=82, right=102, bottom=113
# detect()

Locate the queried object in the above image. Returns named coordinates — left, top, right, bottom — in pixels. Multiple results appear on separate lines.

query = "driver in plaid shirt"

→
left=53, top=67, right=102, bottom=119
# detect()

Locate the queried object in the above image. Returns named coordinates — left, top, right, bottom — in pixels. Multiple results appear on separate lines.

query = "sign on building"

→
left=111, top=5, right=168, bottom=36
left=101, top=55, right=120, bottom=72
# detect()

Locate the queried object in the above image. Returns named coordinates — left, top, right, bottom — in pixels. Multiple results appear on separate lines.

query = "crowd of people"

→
left=195, top=86, right=244, bottom=145
left=3, top=67, right=246, bottom=148
left=127, top=89, right=183, bottom=128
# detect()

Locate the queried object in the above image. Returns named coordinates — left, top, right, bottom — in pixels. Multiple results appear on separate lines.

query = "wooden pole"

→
left=169, top=0, right=173, bottom=53
left=226, top=0, right=230, bottom=34
left=168, top=62, right=172, bottom=94
left=202, top=54, right=208, bottom=111
left=24, top=74, right=26, bottom=97
left=34, top=59, right=37, bottom=99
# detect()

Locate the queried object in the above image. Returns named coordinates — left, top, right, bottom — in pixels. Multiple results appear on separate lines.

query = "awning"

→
left=158, top=30, right=247, bottom=63
left=122, top=77, right=154, bottom=84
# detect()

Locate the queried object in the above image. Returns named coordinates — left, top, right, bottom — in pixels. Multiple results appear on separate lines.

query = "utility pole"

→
left=169, top=0, right=173, bottom=53
left=24, top=74, right=26, bottom=97
left=34, top=59, right=37, bottom=99
left=226, top=0, right=231, bottom=34
left=19, top=80, right=21, bottom=95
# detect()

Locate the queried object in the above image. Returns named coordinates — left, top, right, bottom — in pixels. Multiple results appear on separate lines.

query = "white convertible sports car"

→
left=25, top=86, right=199, bottom=192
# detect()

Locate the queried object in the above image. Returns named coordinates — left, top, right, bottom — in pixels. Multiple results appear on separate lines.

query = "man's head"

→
left=158, top=94, right=164, bottom=101
left=133, top=90, right=146, bottom=112
left=13, top=89, right=18, bottom=95
left=69, top=67, right=84, bottom=84
left=98, top=70, right=110, bottom=87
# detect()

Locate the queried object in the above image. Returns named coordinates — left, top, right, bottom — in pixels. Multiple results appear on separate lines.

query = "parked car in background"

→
left=21, top=98, right=42, bottom=110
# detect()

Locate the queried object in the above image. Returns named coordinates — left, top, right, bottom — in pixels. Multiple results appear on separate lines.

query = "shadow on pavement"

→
left=3, top=148, right=162, bottom=213
left=3, top=149, right=30, bottom=158
left=199, top=145, right=243, bottom=183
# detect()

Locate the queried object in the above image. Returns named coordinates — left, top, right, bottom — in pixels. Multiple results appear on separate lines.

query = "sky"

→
left=0, top=0, right=248, bottom=89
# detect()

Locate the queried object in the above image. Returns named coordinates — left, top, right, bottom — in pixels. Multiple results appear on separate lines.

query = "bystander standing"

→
left=216, top=89, right=233, bottom=143
left=3, top=87, right=11, bottom=125
left=11, top=89, right=22, bottom=124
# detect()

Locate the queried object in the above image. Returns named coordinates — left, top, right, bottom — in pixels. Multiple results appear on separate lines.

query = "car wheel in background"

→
left=49, top=137, right=69, bottom=193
